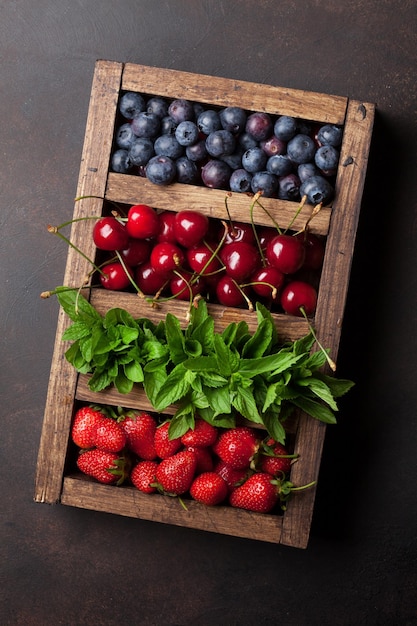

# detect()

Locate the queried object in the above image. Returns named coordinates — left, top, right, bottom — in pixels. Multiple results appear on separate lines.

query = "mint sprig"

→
left=54, top=287, right=354, bottom=443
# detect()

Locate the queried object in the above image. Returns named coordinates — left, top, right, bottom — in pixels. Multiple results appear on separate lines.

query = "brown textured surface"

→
left=1, top=1, right=417, bottom=624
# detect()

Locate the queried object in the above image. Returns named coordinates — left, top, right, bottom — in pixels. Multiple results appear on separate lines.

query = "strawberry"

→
left=185, top=445, right=214, bottom=473
left=131, top=460, right=159, bottom=493
left=120, top=411, right=157, bottom=460
left=95, top=416, right=127, bottom=453
left=229, top=472, right=278, bottom=513
left=214, top=459, right=250, bottom=493
left=77, top=449, right=127, bottom=485
left=181, top=418, right=218, bottom=448
left=153, top=450, right=197, bottom=496
left=190, top=472, right=229, bottom=506
left=71, top=406, right=105, bottom=449
left=212, top=426, right=260, bottom=469
left=154, top=421, right=183, bottom=459
left=257, top=439, right=296, bottom=477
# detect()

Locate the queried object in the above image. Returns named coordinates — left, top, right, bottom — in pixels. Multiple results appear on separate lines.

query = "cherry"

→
left=150, top=241, right=185, bottom=276
left=99, top=262, right=133, bottom=291
left=173, top=210, right=209, bottom=248
left=126, top=204, right=160, bottom=239
left=93, top=216, right=129, bottom=251
left=250, top=266, right=284, bottom=299
left=170, top=271, right=206, bottom=301
left=135, top=261, right=168, bottom=295
left=216, top=275, right=250, bottom=308
left=223, top=221, right=256, bottom=245
left=280, top=280, right=317, bottom=316
left=296, top=232, right=325, bottom=271
left=266, top=234, right=305, bottom=274
left=186, top=242, right=222, bottom=275
left=157, top=211, right=177, bottom=243
left=257, top=226, right=278, bottom=252
left=220, top=241, right=260, bottom=282
left=120, top=238, right=151, bottom=267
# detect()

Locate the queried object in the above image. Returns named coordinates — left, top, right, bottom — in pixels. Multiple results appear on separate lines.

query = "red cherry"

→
left=296, top=232, right=325, bottom=271
left=250, top=266, right=284, bottom=299
left=170, top=271, right=205, bottom=300
left=120, top=238, right=151, bottom=267
left=157, top=211, right=177, bottom=243
left=135, top=261, right=168, bottom=295
left=216, top=275, right=249, bottom=307
left=150, top=241, right=185, bottom=276
left=186, top=242, right=222, bottom=275
left=220, top=241, right=260, bottom=282
left=93, top=216, right=129, bottom=251
left=280, top=280, right=317, bottom=316
left=223, top=221, right=256, bottom=245
left=173, top=210, right=209, bottom=248
left=126, top=204, right=160, bottom=240
left=266, top=234, right=305, bottom=274
left=100, top=262, right=133, bottom=291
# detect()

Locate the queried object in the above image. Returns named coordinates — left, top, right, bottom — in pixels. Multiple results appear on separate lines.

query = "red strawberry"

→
left=95, top=416, right=127, bottom=453
left=213, top=426, right=260, bottom=469
left=185, top=445, right=214, bottom=473
left=77, top=449, right=127, bottom=485
left=120, top=411, right=157, bottom=460
left=229, top=472, right=278, bottom=513
left=154, top=421, right=182, bottom=459
left=181, top=418, right=218, bottom=448
left=190, top=472, right=228, bottom=506
left=131, top=460, right=159, bottom=494
left=258, top=440, right=296, bottom=477
left=71, top=406, right=105, bottom=449
left=154, top=450, right=197, bottom=496
left=214, top=459, right=250, bottom=493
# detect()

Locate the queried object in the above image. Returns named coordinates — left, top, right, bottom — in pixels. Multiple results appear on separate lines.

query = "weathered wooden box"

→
left=34, top=60, right=374, bottom=548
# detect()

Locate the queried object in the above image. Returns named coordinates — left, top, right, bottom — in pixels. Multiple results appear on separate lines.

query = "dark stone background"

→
left=1, top=2, right=416, bottom=624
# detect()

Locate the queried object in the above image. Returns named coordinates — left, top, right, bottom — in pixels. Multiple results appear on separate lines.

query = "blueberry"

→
left=261, top=135, right=286, bottom=157
left=175, top=156, right=199, bottom=185
left=251, top=171, right=278, bottom=198
left=119, top=92, right=146, bottom=119
left=286, top=134, right=316, bottom=164
left=154, top=134, right=184, bottom=160
left=277, top=173, right=301, bottom=201
left=128, top=137, right=155, bottom=166
left=298, top=162, right=320, bottom=182
left=245, top=112, right=273, bottom=141
left=168, top=99, right=195, bottom=123
left=193, top=102, right=205, bottom=119
left=131, top=112, right=161, bottom=138
left=197, top=109, right=222, bottom=135
left=317, top=124, right=343, bottom=147
left=273, top=115, right=298, bottom=141
left=219, top=106, right=247, bottom=134
left=229, top=168, right=253, bottom=193
left=175, top=121, right=199, bottom=146
left=146, top=155, right=177, bottom=185
left=201, top=159, right=232, bottom=189
left=146, top=96, right=169, bottom=119
left=300, top=175, right=334, bottom=205
left=111, top=149, right=133, bottom=174
left=266, top=154, right=293, bottom=177
left=221, top=149, right=243, bottom=170
left=205, top=130, right=236, bottom=157
left=314, top=145, right=340, bottom=174
left=186, top=139, right=208, bottom=162
left=116, top=123, right=136, bottom=149
left=241, top=147, right=267, bottom=173
left=160, top=116, right=177, bottom=135
left=237, top=132, right=258, bottom=151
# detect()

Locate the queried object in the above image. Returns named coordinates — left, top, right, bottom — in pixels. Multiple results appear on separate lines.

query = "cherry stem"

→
left=299, top=306, right=337, bottom=372
left=224, top=193, right=238, bottom=238
left=114, top=251, right=145, bottom=298
left=284, top=194, right=307, bottom=233
left=251, top=192, right=282, bottom=234
left=231, top=278, right=254, bottom=312
left=241, top=280, right=278, bottom=300
left=47, top=225, right=104, bottom=276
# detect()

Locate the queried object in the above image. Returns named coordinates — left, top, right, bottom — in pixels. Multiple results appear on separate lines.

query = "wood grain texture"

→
left=105, top=173, right=332, bottom=236
left=121, top=63, right=348, bottom=125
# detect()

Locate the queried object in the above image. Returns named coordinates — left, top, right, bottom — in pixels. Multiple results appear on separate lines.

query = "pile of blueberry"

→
left=111, top=91, right=343, bottom=206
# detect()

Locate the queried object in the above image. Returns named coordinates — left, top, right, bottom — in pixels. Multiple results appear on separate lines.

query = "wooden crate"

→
left=34, top=60, right=375, bottom=548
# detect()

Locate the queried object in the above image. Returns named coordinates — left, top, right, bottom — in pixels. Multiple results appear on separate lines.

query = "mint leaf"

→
left=153, top=363, right=193, bottom=410
left=292, top=396, right=337, bottom=424
left=56, top=287, right=101, bottom=324
left=124, top=360, right=144, bottom=383
left=165, top=313, right=186, bottom=364
left=62, top=321, right=92, bottom=341
left=241, top=318, right=273, bottom=358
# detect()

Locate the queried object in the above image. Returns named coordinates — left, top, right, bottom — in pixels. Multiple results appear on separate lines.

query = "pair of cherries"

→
left=92, top=204, right=323, bottom=316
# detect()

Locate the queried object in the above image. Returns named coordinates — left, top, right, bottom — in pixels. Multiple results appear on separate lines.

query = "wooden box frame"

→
left=34, top=60, right=374, bottom=548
